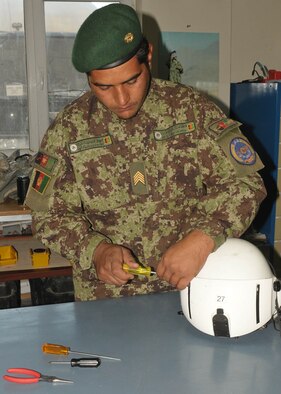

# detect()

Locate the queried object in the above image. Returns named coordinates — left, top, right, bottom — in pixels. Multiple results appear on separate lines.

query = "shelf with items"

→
left=0, top=198, right=32, bottom=237
left=0, top=200, right=72, bottom=308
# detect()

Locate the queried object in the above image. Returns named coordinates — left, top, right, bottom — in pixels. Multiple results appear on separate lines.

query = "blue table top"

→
left=0, top=291, right=280, bottom=393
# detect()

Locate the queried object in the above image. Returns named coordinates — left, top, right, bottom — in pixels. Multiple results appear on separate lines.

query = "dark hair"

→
left=136, top=37, right=150, bottom=65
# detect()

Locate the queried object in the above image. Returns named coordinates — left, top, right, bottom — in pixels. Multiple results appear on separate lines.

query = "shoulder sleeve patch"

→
left=230, top=137, right=256, bottom=165
left=31, top=170, right=51, bottom=194
left=208, top=118, right=241, bottom=138
left=25, top=151, right=59, bottom=211
left=216, top=128, right=264, bottom=177
left=34, top=151, right=57, bottom=174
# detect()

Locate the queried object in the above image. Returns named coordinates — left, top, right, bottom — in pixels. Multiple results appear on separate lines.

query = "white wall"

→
left=230, top=0, right=281, bottom=82
left=141, top=0, right=281, bottom=84
left=140, top=0, right=231, bottom=107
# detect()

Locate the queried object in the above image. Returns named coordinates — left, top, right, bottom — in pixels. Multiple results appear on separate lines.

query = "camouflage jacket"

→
left=25, top=79, right=267, bottom=300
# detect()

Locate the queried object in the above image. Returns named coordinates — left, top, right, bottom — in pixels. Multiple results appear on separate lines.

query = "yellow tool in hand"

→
left=122, top=263, right=156, bottom=277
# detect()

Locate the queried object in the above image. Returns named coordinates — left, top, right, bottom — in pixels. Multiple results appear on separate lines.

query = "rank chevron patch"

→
left=130, top=161, right=149, bottom=195
left=133, top=171, right=145, bottom=185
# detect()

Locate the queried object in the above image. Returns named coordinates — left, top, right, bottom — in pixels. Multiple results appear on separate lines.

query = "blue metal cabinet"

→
left=230, top=82, right=281, bottom=246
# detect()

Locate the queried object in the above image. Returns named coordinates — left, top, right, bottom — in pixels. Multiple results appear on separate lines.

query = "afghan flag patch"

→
left=35, top=152, right=57, bottom=173
left=32, top=170, right=51, bottom=194
left=209, top=118, right=238, bottom=135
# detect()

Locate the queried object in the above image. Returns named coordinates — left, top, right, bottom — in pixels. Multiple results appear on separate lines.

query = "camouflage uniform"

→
left=169, top=54, right=184, bottom=83
left=25, top=79, right=266, bottom=301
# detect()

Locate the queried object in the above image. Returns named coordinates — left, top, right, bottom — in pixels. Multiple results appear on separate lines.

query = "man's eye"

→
left=127, top=78, right=138, bottom=85
left=99, top=85, right=111, bottom=91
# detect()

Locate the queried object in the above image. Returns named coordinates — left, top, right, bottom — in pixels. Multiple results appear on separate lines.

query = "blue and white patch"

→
left=230, top=138, right=256, bottom=165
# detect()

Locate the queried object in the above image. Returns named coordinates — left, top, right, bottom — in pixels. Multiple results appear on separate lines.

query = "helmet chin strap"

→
left=212, top=308, right=230, bottom=337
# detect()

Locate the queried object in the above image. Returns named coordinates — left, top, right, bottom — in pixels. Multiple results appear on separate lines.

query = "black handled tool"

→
left=49, top=358, right=101, bottom=368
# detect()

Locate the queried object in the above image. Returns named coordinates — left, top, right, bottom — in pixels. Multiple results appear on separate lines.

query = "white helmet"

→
left=180, top=238, right=281, bottom=337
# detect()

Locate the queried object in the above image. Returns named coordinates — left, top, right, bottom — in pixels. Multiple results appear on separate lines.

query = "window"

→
left=44, top=1, right=117, bottom=123
left=0, top=0, right=28, bottom=150
left=0, top=0, right=137, bottom=153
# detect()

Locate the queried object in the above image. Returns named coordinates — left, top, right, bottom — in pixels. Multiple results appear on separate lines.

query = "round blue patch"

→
left=230, top=138, right=256, bottom=165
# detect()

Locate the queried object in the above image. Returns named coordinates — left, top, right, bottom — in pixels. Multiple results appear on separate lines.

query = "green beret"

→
left=72, top=4, right=142, bottom=72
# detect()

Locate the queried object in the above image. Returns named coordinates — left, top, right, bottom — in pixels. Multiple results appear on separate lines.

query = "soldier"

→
left=25, top=4, right=266, bottom=301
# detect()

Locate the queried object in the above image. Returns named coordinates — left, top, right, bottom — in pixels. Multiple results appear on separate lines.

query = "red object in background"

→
left=248, top=62, right=281, bottom=83
left=264, top=69, right=281, bottom=81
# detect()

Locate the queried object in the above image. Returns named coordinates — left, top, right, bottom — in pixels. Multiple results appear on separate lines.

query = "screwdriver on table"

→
left=49, top=358, right=101, bottom=368
left=122, top=263, right=156, bottom=277
left=42, top=343, right=121, bottom=361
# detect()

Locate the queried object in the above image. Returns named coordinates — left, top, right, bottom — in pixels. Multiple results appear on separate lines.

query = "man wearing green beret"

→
left=25, top=4, right=266, bottom=300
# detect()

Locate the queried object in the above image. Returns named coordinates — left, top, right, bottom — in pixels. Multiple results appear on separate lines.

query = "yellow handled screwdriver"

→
left=122, top=263, right=156, bottom=277
left=42, top=343, right=121, bottom=361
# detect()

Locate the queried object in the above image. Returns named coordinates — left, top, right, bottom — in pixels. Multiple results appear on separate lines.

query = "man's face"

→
left=88, top=47, right=152, bottom=120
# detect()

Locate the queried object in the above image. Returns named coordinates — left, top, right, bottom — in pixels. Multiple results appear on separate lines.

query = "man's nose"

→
left=114, top=86, right=129, bottom=106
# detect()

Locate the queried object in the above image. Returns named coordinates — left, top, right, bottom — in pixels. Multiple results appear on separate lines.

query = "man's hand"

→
left=156, top=230, right=215, bottom=290
left=93, top=241, right=139, bottom=285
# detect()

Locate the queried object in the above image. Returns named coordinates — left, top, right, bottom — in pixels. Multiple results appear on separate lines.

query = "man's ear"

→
left=86, top=73, right=92, bottom=89
left=147, top=43, right=153, bottom=67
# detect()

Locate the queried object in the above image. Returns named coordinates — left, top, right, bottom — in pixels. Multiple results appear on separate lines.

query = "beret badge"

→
left=124, top=32, right=134, bottom=43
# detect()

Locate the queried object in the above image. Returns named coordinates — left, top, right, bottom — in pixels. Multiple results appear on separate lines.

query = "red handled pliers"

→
left=3, top=368, right=73, bottom=384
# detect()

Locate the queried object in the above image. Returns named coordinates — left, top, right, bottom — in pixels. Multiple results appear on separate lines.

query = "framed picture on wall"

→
left=159, top=32, right=219, bottom=100
left=142, top=0, right=231, bottom=110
